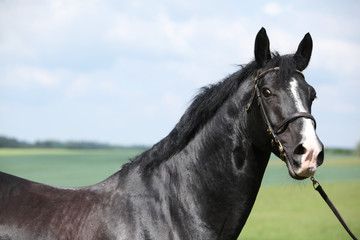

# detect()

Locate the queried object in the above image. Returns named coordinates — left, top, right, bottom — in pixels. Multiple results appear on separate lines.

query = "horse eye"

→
left=262, top=88, right=272, bottom=97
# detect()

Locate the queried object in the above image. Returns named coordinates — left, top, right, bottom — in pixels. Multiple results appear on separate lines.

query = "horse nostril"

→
left=294, top=144, right=306, bottom=155
left=317, top=149, right=324, bottom=167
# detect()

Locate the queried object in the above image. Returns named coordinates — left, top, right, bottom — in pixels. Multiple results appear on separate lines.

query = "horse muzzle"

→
left=287, top=138, right=324, bottom=179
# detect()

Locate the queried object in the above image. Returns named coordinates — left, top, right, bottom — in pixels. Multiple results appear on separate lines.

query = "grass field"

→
left=0, top=148, right=140, bottom=186
left=0, top=148, right=359, bottom=239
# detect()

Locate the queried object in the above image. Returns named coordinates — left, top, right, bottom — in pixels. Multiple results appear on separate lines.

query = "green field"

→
left=0, top=148, right=141, bottom=186
left=0, top=149, right=359, bottom=239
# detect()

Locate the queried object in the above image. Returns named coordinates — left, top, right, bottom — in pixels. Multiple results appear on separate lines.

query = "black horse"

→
left=0, top=28, right=324, bottom=240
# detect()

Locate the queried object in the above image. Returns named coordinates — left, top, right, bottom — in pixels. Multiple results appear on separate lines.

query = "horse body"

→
left=0, top=28, right=323, bottom=239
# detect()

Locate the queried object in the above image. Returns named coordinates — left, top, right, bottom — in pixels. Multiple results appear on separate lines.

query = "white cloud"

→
left=0, top=66, right=61, bottom=87
left=312, top=38, right=360, bottom=78
left=65, top=75, right=92, bottom=99
left=64, top=71, right=125, bottom=101
left=263, top=2, right=283, bottom=16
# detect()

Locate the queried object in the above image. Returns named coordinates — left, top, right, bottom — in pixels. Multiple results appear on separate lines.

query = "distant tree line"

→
left=325, top=148, right=357, bottom=156
left=0, top=135, right=148, bottom=150
left=0, top=135, right=358, bottom=155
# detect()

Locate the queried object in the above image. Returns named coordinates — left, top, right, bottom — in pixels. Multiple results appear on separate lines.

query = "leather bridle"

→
left=246, top=67, right=316, bottom=161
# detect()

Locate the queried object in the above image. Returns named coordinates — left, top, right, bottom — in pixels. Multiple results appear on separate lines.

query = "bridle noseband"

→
left=246, top=67, right=316, bottom=161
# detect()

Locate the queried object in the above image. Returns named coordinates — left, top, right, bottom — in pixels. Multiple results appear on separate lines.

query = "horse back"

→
left=0, top=171, right=112, bottom=239
left=0, top=171, right=34, bottom=208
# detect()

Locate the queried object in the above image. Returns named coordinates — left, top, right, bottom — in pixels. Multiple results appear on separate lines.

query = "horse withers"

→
left=0, top=28, right=323, bottom=240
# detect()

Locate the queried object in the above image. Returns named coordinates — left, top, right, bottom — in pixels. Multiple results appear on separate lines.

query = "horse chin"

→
left=284, top=157, right=308, bottom=180
left=273, top=149, right=308, bottom=180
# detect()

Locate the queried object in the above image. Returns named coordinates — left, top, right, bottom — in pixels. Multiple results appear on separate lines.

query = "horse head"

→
left=250, top=28, right=324, bottom=180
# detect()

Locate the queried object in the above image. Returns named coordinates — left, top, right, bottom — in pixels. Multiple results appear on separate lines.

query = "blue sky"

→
left=0, top=0, right=359, bottom=148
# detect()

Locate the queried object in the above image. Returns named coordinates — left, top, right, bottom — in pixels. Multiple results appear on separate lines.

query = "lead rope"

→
left=310, top=177, right=358, bottom=240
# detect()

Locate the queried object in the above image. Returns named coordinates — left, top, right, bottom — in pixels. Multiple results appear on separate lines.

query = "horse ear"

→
left=294, top=33, right=313, bottom=71
left=254, top=27, right=271, bottom=67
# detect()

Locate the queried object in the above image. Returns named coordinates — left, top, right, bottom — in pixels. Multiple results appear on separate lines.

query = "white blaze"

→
left=289, top=78, right=322, bottom=177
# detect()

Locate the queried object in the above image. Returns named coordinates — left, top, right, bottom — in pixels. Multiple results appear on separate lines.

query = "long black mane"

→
left=131, top=61, right=255, bottom=169
left=132, top=53, right=299, bottom=169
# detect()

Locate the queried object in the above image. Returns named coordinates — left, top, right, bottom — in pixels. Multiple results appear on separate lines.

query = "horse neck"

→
left=154, top=77, right=271, bottom=238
